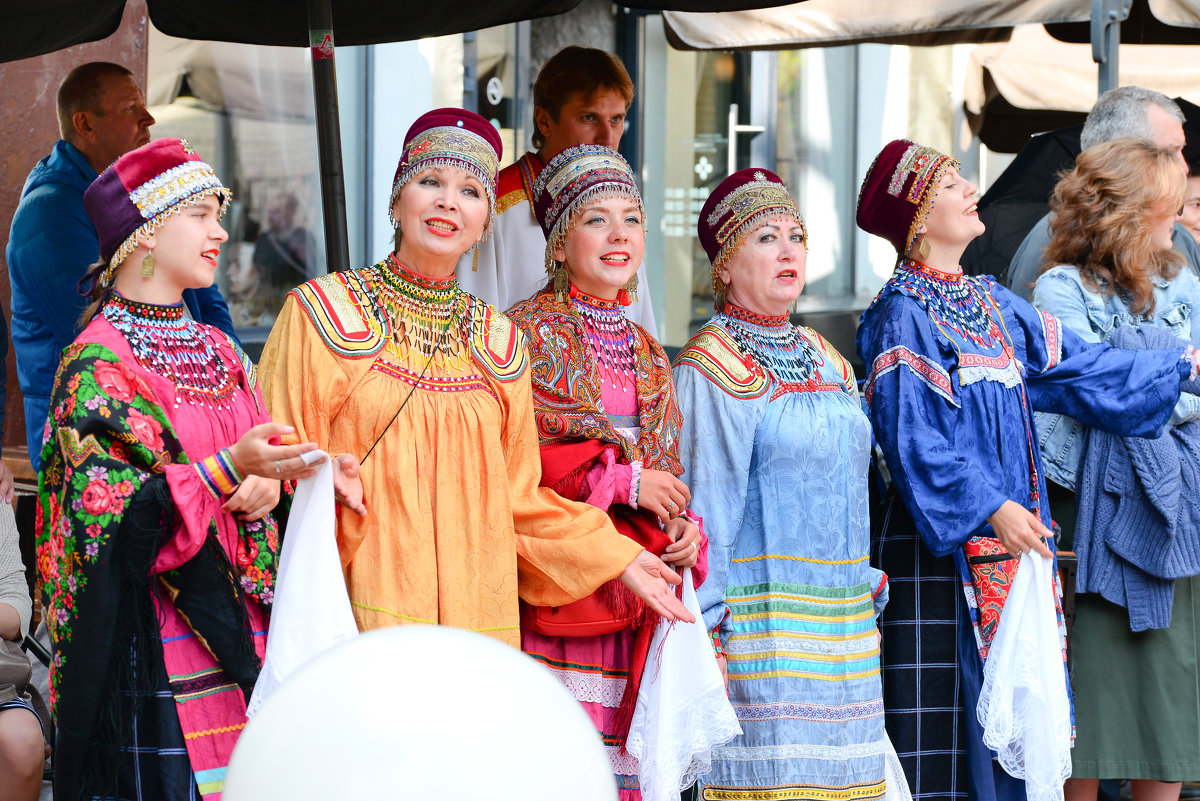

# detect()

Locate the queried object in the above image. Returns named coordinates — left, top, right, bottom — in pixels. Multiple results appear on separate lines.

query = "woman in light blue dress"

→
left=674, top=169, right=898, bottom=801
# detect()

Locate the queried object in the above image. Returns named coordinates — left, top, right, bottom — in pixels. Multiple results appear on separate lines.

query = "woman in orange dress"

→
left=258, top=108, right=690, bottom=647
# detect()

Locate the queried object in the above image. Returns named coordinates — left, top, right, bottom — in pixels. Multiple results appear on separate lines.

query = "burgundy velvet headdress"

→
left=855, top=138, right=959, bottom=255
left=531, top=143, right=643, bottom=275
left=388, top=107, right=503, bottom=234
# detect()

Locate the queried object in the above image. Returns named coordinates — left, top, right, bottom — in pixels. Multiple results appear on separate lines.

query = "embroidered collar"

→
left=889, top=258, right=1000, bottom=350
left=373, top=253, right=469, bottom=369
left=717, top=301, right=816, bottom=384
left=571, top=288, right=635, bottom=391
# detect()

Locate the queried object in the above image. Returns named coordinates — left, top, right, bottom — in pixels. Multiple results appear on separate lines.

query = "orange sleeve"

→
left=500, top=358, right=643, bottom=606
left=258, top=294, right=363, bottom=567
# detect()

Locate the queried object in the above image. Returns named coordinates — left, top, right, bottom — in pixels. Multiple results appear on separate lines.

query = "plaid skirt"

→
left=59, top=640, right=201, bottom=801
left=872, top=490, right=1027, bottom=801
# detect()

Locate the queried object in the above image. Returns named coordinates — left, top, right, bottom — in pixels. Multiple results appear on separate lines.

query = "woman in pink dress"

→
left=36, top=138, right=323, bottom=801
left=506, top=144, right=704, bottom=798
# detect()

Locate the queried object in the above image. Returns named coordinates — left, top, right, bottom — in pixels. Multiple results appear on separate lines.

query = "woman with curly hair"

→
left=1032, top=138, right=1199, bottom=801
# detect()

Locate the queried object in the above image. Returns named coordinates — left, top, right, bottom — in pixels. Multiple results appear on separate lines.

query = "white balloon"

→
left=225, top=625, right=617, bottom=800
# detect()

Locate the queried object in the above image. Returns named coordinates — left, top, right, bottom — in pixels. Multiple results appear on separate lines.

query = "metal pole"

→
left=308, top=0, right=351, bottom=272
left=1092, top=0, right=1132, bottom=96
left=463, top=32, right=478, bottom=114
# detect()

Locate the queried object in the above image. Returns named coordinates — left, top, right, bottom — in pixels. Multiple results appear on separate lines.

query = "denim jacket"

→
left=1031, top=264, right=1200, bottom=489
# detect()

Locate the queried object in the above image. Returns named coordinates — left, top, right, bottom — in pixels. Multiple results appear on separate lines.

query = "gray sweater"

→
left=1074, top=323, right=1200, bottom=631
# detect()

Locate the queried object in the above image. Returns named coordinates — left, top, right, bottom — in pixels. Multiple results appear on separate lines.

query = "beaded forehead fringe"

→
left=543, top=184, right=646, bottom=275
left=898, top=151, right=958, bottom=255
left=706, top=175, right=805, bottom=301
left=102, top=168, right=230, bottom=287
left=388, top=126, right=499, bottom=239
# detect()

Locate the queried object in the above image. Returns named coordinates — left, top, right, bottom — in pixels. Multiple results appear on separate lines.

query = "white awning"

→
left=662, top=0, right=1092, bottom=50
left=963, top=24, right=1200, bottom=149
left=1148, top=0, right=1200, bottom=26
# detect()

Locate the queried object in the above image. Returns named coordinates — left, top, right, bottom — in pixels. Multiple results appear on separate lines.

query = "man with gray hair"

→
left=1006, top=86, right=1198, bottom=300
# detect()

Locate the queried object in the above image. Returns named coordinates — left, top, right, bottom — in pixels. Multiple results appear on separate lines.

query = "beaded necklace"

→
left=102, top=292, right=238, bottom=408
left=373, top=254, right=470, bottom=371
left=890, top=260, right=1045, bottom=520
left=892, top=258, right=1000, bottom=349
left=717, top=302, right=817, bottom=384
left=571, top=289, right=636, bottom=392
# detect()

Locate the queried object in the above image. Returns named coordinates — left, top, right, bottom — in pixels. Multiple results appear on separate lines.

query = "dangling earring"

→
left=617, top=273, right=637, bottom=306
left=471, top=241, right=480, bottom=272
left=916, top=236, right=931, bottom=261
left=141, top=248, right=156, bottom=278
left=553, top=264, right=570, bottom=303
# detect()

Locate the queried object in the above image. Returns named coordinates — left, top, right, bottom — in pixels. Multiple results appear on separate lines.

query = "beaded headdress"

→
left=532, top=144, right=644, bottom=275
left=84, top=137, right=230, bottom=286
left=856, top=139, right=960, bottom=255
left=697, top=168, right=804, bottom=300
left=388, top=108, right=503, bottom=237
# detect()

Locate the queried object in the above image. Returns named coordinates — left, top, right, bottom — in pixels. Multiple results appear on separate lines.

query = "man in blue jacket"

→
left=7, top=62, right=238, bottom=471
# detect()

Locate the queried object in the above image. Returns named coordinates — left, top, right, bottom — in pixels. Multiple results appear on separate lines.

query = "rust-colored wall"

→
left=0, top=1, right=148, bottom=486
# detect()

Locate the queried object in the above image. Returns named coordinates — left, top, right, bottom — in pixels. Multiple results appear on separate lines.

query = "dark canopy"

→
left=6, top=0, right=797, bottom=62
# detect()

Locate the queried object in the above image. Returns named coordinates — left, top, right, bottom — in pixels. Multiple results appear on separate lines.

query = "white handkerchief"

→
left=246, top=451, right=358, bottom=718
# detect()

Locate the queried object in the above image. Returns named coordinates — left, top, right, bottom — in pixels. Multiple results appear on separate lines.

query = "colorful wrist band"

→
left=195, top=447, right=246, bottom=498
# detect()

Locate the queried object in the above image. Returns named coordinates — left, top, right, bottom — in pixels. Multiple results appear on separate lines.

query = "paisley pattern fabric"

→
left=259, top=260, right=641, bottom=647
left=674, top=309, right=892, bottom=801
left=38, top=308, right=278, bottom=801
left=507, top=287, right=682, bottom=472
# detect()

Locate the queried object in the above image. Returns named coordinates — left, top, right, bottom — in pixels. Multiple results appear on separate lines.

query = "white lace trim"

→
left=625, top=568, right=743, bottom=801
left=712, top=737, right=889, bottom=762
left=976, top=553, right=1072, bottom=801
left=958, top=358, right=1023, bottom=389
left=547, top=666, right=627, bottom=708
left=884, top=734, right=914, bottom=801
left=607, top=744, right=640, bottom=776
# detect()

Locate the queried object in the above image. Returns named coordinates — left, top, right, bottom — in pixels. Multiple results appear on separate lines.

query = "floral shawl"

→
left=38, top=334, right=281, bottom=801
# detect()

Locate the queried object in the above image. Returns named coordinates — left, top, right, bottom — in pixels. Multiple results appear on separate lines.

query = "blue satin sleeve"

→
left=859, top=297, right=1010, bottom=558
left=673, top=360, right=764, bottom=637
left=992, top=282, right=1186, bottom=436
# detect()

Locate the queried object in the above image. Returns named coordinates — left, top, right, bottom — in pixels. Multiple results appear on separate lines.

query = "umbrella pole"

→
left=308, top=0, right=351, bottom=272
left=1091, top=0, right=1131, bottom=95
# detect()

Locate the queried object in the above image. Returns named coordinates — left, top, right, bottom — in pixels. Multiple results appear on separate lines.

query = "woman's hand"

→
left=221, top=475, right=280, bottom=521
left=987, top=500, right=1053, bottom=559
left=228, top=422, right=324, bottom=480
left=661, top=516, right=701, bottom=567
left=638, top=469, right=691, bottom=524
left=618, top=550, right=694, bottom=623
left=333, top=454, right=367, bottom=517
left=715, top=652, right=728, bottom=689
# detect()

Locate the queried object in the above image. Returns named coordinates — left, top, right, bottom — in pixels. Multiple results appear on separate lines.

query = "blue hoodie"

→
left=6, top=140, right=238, bottom=470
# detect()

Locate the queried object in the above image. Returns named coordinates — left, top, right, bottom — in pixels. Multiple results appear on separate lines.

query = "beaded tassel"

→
left=719, top=302, right=817, bottom=384
left=102, top=292, right=238, bottom=409
left=894, top=258, right=1000, bottom=349
left=374, top=254, right=470, bottom=371
left=572, top=290, right=636, bottom=392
